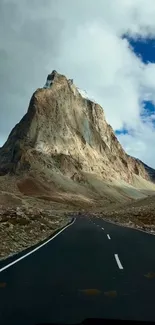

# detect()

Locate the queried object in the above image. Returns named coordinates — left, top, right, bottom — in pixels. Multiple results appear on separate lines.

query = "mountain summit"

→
left=0, top=70, right=155, bottom=206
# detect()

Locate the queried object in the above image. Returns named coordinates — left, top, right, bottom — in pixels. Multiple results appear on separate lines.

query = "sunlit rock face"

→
left=0, top=71, right=154, bottom=188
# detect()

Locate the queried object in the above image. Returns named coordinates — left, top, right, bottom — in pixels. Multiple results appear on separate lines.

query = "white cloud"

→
left=1, top=0, right=155, bottom=166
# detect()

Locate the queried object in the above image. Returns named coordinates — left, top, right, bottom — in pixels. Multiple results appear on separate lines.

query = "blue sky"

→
left=1, top=0, right=155, bottom=167
left=115, top=129, right=128, bottom=136
left=115, top=37, right=155, bottom=138
left=128, top=37, right=155, bottom=64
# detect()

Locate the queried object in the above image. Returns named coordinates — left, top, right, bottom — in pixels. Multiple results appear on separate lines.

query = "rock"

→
left=17, top=218, right=30, bottom=226
left=0, top=71, right=154, bottom=196
left=40, top=223, right=47, bottom=231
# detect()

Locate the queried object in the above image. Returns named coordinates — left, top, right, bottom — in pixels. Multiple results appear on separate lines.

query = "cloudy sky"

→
left=1, top=0, right=155, bottom=167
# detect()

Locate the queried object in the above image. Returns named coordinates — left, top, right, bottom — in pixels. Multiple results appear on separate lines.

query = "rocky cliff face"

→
left=0, top=71, right=154, bottom=192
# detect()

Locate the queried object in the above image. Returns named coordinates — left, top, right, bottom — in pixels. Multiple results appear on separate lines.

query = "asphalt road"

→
left=1, top=215, right=155, bottom=324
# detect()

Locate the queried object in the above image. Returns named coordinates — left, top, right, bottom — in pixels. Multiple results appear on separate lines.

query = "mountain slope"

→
left=0, top=70, right=155, bottom=206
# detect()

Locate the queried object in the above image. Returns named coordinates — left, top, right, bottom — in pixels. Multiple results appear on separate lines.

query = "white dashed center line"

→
left=102, top=227, right=104, bottom=230
left=114, top=254, right=123, bottom=270
left=107, top=234, right=111, bottom=240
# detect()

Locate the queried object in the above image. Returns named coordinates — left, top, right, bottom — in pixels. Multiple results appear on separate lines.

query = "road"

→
left=1, top=215, right=155, bottom=324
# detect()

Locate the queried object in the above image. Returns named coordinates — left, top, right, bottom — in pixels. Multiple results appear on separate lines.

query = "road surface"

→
left=1, top=215, right=155, bottom=324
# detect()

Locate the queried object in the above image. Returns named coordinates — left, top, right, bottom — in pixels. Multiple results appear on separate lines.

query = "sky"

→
left=1, top=0, right=155, bottom=168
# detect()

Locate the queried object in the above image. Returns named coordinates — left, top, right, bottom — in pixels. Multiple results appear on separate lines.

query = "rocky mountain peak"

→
left=47, top=70, right=58, bottom=80
left=43, top=70, right=68, bottom=89
left=0, top=70, right=155, bottom=202
left=44, top=70, right=58, bottom=88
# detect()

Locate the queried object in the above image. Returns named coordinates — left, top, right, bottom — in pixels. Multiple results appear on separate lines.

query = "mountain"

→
left=0, top=70, right=155, bottom=207
left=137, top=160, right=155, bottom=182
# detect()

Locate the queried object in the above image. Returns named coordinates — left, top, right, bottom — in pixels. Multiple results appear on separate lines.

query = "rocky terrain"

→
left=0, top=205, right=71, bottom=259
left=0, top=189, right=74, bottom=259
left=92, top=194, right=155, bottom=234
left=1, top=70, right=155, bottom=258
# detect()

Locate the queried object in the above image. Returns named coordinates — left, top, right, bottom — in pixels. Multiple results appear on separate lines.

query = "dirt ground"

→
left=96, top=194, right=155, bottom=233
left=0, top=190, right=75, bottom=260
